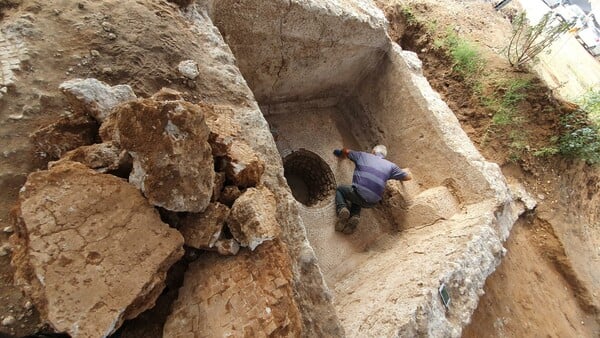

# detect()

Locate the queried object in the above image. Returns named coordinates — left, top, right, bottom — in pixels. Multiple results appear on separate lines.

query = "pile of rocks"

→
left=10, top=77, right=283, bottom=337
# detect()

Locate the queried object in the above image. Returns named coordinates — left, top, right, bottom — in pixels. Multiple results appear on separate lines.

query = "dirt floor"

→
left=0, top=0, right=599, bottom=337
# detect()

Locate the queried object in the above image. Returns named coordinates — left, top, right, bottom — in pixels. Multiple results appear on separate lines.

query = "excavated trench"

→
left=210, top=1, right=523, bottom=336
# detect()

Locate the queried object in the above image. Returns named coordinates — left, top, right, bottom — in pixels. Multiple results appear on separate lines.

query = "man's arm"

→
left=391, top=166, right=412, bottom=181
left=333, top=148, right=352, bottom=159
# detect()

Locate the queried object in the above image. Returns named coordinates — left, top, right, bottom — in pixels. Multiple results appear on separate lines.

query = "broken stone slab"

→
left=48, top=141, right=130, bottom=174
left=10, top=161, right=184, bottom=337
left=163, top=239, right=301, bottom=337
left=59, top=78, right=137, bottom=123
left=224, top=141, right=265, bottom=188
left=227, top=185, right=280, bottom=250
left=106, top=90, right=215, bottom=212
left=30, top=113, right=98, bottom=160
left=179, top=202, right=230, bottom=250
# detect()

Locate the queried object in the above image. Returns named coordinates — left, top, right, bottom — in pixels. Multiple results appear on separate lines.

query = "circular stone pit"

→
left=283, top=149, right=336, bottom=207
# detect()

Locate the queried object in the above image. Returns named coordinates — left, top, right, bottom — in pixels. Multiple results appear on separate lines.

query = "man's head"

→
left=372, top=144, right=387, bottom=158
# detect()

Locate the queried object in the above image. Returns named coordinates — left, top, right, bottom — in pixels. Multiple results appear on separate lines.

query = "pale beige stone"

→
left=227, top=186, right=280, bottom=250
left=59, top=78, right=137, bottom=123
left=10, top=161, right=184, bottom=337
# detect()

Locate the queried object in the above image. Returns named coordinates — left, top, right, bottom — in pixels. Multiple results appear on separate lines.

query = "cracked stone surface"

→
left=163, top=239, right=301, bottom=337
left=59, top=78, right=137, bottom=123
left=10, top=161, right=184, bottom=337
left=105, top=90, right=215, bottom=212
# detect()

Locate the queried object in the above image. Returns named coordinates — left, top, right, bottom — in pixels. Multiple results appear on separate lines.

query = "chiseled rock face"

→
left=49, top=141, right=130, bottom=174
left=108, top=92, right=215, bottom=212
left=163, top=240, right=302, bottom=337
left=179, top=202, right=230, bottom=250
left=30, top=114, right=98, bottom=160
left=227, top=186, right=280, bottom=250
left=212, top=0, right=389, bottom=103
left=10, top=161, right=184, bottom=337
left=215, top=238, right=240, bottom=256
left=59, top=78, right=137, bottom=123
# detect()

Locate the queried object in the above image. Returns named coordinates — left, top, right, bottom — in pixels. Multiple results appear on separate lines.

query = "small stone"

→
left=53, top=9, right=61, bottom=15
left=102, top=67, right=113, bottom=74
left=107, top=33, right=117, bottom=40
left=0, top=244, right=12, bottom=257
left=537, top=194, right=545, bottom=201
left=24, top=301, right=33, bottom=310
left=90, top=50, right=100, bottom=57
left=0, top=87, right=7, bottom=94
left=1, top=316, right=16, bottom=326
left=3, top=226, right=14, bottom=233
left=101, top=22, right=112, bottom=32
left=177, top=60, right=200, bottom=80
left=78, top=3, right=85, bottom=10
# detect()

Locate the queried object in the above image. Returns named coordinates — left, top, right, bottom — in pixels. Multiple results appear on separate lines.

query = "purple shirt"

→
left=348, top=151, right=407, bottom=204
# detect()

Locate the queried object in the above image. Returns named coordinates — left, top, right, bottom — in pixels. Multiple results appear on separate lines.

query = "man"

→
left=333, top=145, right=412, bottom=234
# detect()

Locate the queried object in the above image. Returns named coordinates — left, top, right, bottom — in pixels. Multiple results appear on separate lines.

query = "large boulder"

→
left=227, top=186, right=280, bottom=250
left=163, top=240, right=302, bottom=337
left=10, top=161, right=184, bottom=337
left=106, top=90, right=215, bottom=212
left=59, top=78, right=137, bottom=123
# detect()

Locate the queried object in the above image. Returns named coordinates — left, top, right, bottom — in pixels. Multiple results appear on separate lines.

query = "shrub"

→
left=506, top=12, right=570, bottom=69
left=558, top=111, right=600, bottom=164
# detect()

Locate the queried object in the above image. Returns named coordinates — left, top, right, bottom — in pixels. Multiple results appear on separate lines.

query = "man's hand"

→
left=333, top=149, right=343, bottom=158
left=402, top=168, right=412, bottom=181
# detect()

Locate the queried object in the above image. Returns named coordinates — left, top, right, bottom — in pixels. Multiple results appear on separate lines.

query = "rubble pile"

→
left=11, top=80, right=284, bottom=336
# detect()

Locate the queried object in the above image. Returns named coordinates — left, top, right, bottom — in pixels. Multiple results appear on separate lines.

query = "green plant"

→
left=576, top=87, right=600, bottom=124
left=506, top=12, right=570, bottom=69
left=484, top=77, right=531, bottom=126
left=558, top=111, right=600, bottom=164
left=444, top=30, right=484, bottom=78
left=399, top=5, right=418, bottom=25
left=533, top=146, right=560, bottom=157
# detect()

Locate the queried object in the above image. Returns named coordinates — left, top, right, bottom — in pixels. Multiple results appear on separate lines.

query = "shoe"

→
left=335, top=207, right=350, bottom=232
left=343, top=215, right=360, bottom=234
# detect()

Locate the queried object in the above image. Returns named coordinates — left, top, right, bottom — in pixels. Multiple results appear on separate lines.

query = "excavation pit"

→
left=283, top=149, right=336, bottom=207
left=211, top=1, right=522, bottom=336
